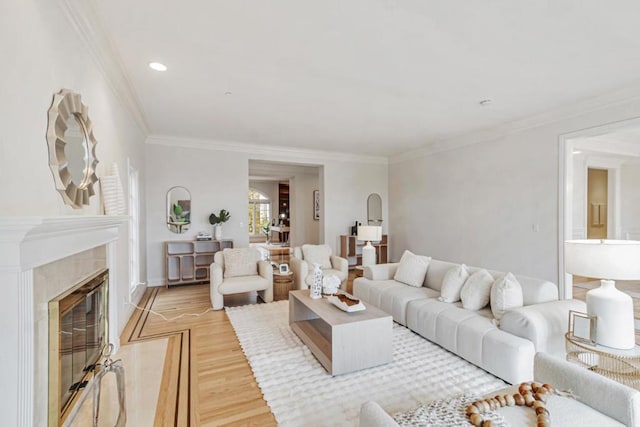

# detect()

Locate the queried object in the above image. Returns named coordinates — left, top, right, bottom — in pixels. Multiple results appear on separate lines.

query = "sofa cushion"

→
left=302, top=244, right=332, bottom=269
left=424, top=259, right=460, bottom=291
left=438, top=264, right=469, bottom=303
left=490, top=272, right=524, bottom=322
left=223, top=248, right=259, bottom=278
left=394, top=250, right=431, bottom=287
left=219, top=275, right=269, bottom=294
left=353, top=278, right=439, bottom=325
left=460, top=269, right=494, bottom=310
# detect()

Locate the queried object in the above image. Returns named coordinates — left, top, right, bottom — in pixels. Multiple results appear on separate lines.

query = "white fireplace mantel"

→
left=0, top=215, right=129, bottom=427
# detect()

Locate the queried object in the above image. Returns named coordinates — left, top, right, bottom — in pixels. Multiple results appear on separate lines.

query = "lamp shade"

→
left=357, top=226, right=382, bottom=242
left=565, top=239, right=640, bottom=280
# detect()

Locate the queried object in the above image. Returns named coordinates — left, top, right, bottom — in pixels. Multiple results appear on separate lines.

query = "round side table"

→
left=273, top=271, right=294, bottom=301
left=565, top=332, right=640, bottom=390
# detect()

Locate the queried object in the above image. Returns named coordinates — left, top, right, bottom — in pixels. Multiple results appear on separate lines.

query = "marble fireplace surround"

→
left=0, top=216, right=129, bottom=427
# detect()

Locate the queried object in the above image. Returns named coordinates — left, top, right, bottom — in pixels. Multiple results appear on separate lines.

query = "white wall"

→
left=390, top=100, right=640, bottom=284
left=145, top=138, right=388, bottom=285
left=0, top=1, right=147, bottom=319
left=290, top=172, right=320, bottom=246
left=621, top=161, right=640, bottom=239
left=0, top=1, right=147, bottom=423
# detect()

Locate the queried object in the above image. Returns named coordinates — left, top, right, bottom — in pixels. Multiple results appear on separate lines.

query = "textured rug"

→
left=226, top=300, right=506, bottom=426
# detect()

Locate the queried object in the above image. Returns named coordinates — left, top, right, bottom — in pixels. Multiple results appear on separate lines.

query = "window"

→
left=128, top=161, right=141, bottom=291
left=248, top=189, right=271, bottom=235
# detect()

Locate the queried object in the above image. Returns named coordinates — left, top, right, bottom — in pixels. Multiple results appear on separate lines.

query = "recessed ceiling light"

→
left=572, top=150, right=582, bottom=154
left=148, top=62, right=167, bottom=72
left=479, top=99, right=493, bottom=107
left=225, top=91, right=233, bottom=95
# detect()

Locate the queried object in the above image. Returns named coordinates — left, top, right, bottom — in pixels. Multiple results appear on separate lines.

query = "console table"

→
left=565, top=332, right=640, bottom=390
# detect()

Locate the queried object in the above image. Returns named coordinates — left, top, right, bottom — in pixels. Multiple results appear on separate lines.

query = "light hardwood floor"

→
left=120, top=285, right=277, bottom=426
left=120, top=271, right=359, bottom=425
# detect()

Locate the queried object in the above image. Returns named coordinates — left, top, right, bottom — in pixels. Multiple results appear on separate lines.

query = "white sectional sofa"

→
left=353, top=257, right=585, bottom=384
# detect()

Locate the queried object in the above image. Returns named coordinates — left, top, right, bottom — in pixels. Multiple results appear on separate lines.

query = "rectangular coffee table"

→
left=289, top=290, right=393, bottom=375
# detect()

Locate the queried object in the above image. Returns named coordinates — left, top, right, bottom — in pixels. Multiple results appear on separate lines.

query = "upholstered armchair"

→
left=290, top=244, right=349, bottom=290
left=210, top=247, right=273, bottom=310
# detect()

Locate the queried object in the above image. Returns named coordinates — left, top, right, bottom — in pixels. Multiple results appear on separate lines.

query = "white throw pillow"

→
left=490, top=272, right=524, bottom=321
left=460, top=269, right=494, bottom=310
left=438, top=264, right=469, bottom=303
left=302, top=244, right=332, bottom=270
left=223, top=248, right=259, bottom=278
left=394, top=250, right=431, bottom=288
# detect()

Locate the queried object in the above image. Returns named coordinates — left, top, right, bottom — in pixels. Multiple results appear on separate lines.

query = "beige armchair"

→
left=290, top=244, right=349, bottom=290
left=210, top=247, right=273, bottom=310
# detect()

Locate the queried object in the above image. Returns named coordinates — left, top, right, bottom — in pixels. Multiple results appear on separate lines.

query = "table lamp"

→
left=565, top=239, right=640, bottom=349
left=358, top=226, right=382, bottom=267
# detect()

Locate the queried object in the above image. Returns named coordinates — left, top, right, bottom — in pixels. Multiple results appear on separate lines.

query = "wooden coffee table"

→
left=289, top=290, right=393, bottom=375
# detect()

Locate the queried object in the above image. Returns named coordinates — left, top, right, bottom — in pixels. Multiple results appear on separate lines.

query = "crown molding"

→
left=390, top=84, right=640, bottom=164
left=146, top=134, right=389, bottom=165
left=57, top=0, right=149, bottom=135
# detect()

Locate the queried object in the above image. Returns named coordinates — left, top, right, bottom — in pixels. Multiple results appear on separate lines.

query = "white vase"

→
left=310, top=263, right=323, bottom=299
left=587, top=279, right=635, bottom=349
left=214, top=225, right=222, bottom=240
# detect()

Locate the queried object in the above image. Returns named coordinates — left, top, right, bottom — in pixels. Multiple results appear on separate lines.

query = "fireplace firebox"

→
left=48, top=268, right=109, bottom=426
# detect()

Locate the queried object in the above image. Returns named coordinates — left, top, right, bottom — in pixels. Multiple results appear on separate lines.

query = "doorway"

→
left=587, top=168, right=608, bottom=239
left=560, top=119, right=640, bottom=340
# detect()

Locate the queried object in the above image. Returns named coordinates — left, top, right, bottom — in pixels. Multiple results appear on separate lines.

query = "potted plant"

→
left=209, top=209, right=231, bottom=240
left=262, top=222, right=270, bottom=244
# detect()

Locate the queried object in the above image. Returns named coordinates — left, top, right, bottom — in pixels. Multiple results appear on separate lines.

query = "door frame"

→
left=558, top=117, right=640, bottom=299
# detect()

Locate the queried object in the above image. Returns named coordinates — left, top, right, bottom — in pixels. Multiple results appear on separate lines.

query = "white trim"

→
left=17, top=270, right=33, bottom=427
left=146, top=134, right=389, bottom=165
left=57, top=0, right=149, bottom=135
left=558, top=116, right=640, bottom=300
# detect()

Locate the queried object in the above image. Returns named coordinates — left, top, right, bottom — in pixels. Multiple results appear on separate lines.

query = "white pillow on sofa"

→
left=460, top=269, right=494, bottom=310
left=438, top=264, right=469, bottom=303
left=490, top=272, right=524, bottom=321
left=394, top=250, right=431, bottom=287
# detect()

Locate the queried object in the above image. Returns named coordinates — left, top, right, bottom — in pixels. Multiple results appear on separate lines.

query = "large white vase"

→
left=587, top=280, right=635, bottom=349
left=214, top=225, right=222, bottom=240
left=310, top=263, right=323, bottom=299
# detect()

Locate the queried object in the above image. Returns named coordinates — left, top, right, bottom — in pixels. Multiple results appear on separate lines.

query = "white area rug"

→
left=226, top=301, right=506, bottom=426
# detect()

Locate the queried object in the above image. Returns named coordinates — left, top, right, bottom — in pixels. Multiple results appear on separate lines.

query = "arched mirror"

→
left=367, top=193, right=383, bottom=225
left=46, top=89, right=99, bottom=208
left=167, top=186, right=191, bottom=233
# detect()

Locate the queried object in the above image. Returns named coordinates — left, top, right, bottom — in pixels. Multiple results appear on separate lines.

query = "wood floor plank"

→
left=120, top=284, right=276, bottom=426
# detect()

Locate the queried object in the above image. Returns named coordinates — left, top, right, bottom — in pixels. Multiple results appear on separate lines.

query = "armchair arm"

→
left=257, top=260, right=273, bottom=303
left=364, top=263, right=400, bottom=280
left=330, top=255, right=349, bottom=274
left=209, top=262, right=224, bottom=310
left=290, top=257, right=310, bottom=290
left=534, top=352, right=640, bottom=427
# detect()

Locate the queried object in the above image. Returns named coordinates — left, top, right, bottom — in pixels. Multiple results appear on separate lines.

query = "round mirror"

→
left=65, top=114, right=90, bottom=187
left=167, top=186, right=191, bottom=233
left=46, top=89, right=98, bottom=208
left=367, top=193, right=383, bottom=225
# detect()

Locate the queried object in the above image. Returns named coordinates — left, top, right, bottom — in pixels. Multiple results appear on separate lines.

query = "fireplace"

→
left=48, top=269, right=109, bottom=427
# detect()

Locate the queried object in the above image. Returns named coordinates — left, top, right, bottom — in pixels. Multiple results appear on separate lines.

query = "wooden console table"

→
left=164, top=239, right=233, bottom=287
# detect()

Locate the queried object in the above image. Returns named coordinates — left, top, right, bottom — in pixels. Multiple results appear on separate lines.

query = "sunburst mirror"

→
left=46, top=89, right=99, bottom=208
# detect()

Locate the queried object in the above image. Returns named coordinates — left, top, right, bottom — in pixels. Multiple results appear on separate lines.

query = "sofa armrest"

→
left=364, top=263, right=399, bottom=280
left=209, top=262, right=224, bottom=310
left=534, top=352, right=640, bottom=426
left=359, top=401, right=399, bottom=427
left=290, top=257, right=310, bottom=290
left=500, top=299, right=586, bottom=356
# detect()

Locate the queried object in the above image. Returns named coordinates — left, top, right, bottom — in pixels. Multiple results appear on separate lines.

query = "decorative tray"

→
left=327, top=293, right=366, bottom=312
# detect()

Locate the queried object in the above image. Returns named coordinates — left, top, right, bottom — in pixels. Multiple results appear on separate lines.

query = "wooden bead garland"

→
left=465, top=381, right=554, bottom=427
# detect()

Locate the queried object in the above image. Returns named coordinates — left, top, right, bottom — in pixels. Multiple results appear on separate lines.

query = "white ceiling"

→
left=92, top=0, right=640, bottom=157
